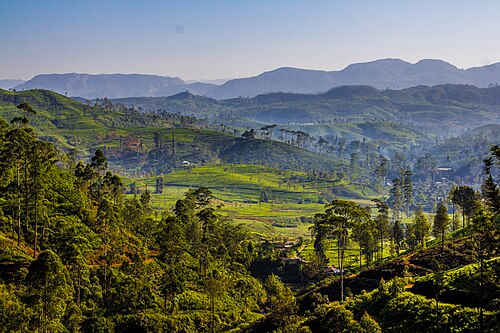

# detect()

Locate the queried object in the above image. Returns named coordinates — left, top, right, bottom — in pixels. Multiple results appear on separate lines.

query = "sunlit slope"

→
left=0, top=89, right=340, bottom=173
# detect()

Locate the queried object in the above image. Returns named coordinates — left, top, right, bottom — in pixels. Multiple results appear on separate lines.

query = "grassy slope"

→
left=0, top=89, right=340, bottom=174
left=411, top=257, right=500, bottom=308
left=299, top=231, right=499, bottom=311
left=125, top=164, right=373, bottom=239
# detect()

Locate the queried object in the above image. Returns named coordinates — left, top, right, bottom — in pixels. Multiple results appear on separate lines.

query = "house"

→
left=281, top=257, right=305, bottom=265
left=324, top=265, right=342, bottom=275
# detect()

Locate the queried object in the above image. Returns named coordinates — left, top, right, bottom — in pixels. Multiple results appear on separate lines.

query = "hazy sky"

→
left=1, top=0, right=499, bottom=80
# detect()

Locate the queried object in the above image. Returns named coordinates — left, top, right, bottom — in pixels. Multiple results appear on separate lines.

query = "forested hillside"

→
left=114, top=84, right=500, bottom=138
left=0, top=89, right=339, bottom=176
left=0, top=90, right=498, bottom=332
left=0, top=115, right=498, bottom=331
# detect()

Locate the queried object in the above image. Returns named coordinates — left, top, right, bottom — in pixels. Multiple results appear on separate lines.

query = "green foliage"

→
left=25, top=250, right=73, bottom=332
left=483, top=145, right=500, bottom=214
left=450, top=185, right=477, bottom=229
left=413, top=207, right=431, bottom=248
left=412, top=257, right=500, bottom=308
left=264, top=274, right=298, bottom=329
left=432, top=201, right=450, bottom=247
left=0, top=283, right=31, bottom=333
left=307, top=302, right=381, bottom=333
left=312, top=199, right=371, bottom=301
left=392, top=220, right=405, bottom=254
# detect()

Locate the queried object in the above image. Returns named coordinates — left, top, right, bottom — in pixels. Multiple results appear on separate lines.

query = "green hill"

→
left=0, top=89, right=341, bottom=175
left=114, top=84, right=500, bottom=140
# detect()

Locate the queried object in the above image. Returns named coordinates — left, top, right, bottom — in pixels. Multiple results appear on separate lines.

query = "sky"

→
left=1, top=0, right=500, bottom=81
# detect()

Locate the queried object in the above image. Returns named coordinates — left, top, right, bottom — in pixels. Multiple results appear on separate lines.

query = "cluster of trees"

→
left=0, top=111, right=277, bottom=332
left=311, top=145, right=500, bottom=306
left=90, top=97, right=207, bottom=129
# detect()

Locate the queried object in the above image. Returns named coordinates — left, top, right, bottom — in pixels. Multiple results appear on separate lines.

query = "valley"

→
left=0, top=78, right=498, bottom=333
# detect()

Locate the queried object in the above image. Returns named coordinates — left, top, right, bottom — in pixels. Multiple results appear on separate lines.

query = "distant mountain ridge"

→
left=13, top=59, right=500, bottom=99
left=207, top=59, right=500, bottom=99
left=0, top=79, right=25, bottom=90
left=14, top=73, right=217, bottom=99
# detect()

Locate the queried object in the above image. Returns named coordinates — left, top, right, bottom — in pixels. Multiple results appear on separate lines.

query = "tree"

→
left=353, top=218, right=377, bottom=265
left=25, top=250, right=72, bottom=333
left=392, top=220, right=405, bottom=255
left=260, top=124, right=277, bottom=140
left=160, top=265, right=186, bottom=314
left=448, top=185, right=459, bottom=231
left=205, top=269, right=226, bottom=333
left=471, top=206, right=499, bottom=331
left=241, top=129, right=256, bottom=140
left=359, top=311, right=382, bottom=333
left=413, top=207, right=430, bottom=248
left=3, top=127, right=36, bottom=245
left=155, top=176, right=163, bottom=194
left=390, top=177, right=403, bottom=219
left=30, top=140, right=58, bottom=258
left=264, top=274, right=297, bottom=329
left=432, top=202, right=450, bottom=251
left=0, top=283, right=30, bottom=332
left=403, top=170, right=413, bottom=216
left=90, top=149, right=107, bottom=174
left=372, top=199, right=390, bottom=261
left=103, top=172, right=123, bottom=207
left=313, top=199, right=369, bottom=301
left=450, top=185, right=476, bottom=229
left=15, top=102, right=36, bottom=125
left=482, top=145, right=500, bottom=214
left=311, top=303, right=377, bottom=333
left=140, top=190, right=152, bottom=214
left=374, top=156, right=389, bottom=193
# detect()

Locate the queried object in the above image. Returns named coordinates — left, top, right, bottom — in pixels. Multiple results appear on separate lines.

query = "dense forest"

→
left=0, top=94, right=499, bottom=332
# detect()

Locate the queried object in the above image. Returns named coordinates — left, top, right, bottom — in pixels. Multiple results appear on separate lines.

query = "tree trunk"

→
left=340, top=245, right=345, bottom=302
left=380, top=236, right=384, bottom=261
left=452, top=202, right=455, bottom=231
left=337, top=241, right=340, bottom=271
left=462, top=208, right=465, bottom=229
left=210, top=293, right=215, bottom=333
left=170, top=294, right=175, bottom=314
left=24, top=158, right=29, bottom=233
left=33, top=188, right=38, bottom=259
left=359, top=247, right=362, bottom=268
left=16, top=164, right=21, bottom=246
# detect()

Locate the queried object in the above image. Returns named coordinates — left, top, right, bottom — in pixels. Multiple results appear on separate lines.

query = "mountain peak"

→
left=413, top=59, right=458, bottom=71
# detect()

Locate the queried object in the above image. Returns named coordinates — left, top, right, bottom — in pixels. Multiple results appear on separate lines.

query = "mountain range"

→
left=13, top=73, right=217, bottom=99
left=11, top=58, right=500, bottom=99
left=0, top=79, right=25, bottom=90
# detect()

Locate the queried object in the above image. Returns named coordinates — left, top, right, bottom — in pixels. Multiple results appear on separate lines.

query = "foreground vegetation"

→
left=0, top=92, right=498, bottom=332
